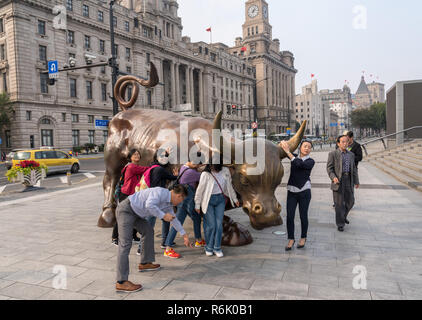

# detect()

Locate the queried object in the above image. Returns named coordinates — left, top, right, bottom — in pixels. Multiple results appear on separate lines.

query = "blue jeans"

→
left=203, top=193, right=226, bottom=252
left=165, top=185, right=202, bottom=246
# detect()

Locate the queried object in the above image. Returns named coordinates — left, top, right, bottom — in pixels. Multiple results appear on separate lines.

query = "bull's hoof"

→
left=222, top=215, right=253, bottom=246
left=97, top=208, right=116, bottom=228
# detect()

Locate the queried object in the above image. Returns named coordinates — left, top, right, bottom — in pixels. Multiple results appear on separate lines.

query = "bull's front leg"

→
left=221, top=195, right=253, bottom=246
left=222, top=215, right=253, bottom=246
left=97, top=151, right=126, bottom=228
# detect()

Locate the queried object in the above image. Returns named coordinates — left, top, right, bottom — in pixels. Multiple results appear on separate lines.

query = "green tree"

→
left=0, top=93, right=12, bottom=133
left=369, top=102, right=386, bottom=133
left=351, top=102, right=386, bottom=136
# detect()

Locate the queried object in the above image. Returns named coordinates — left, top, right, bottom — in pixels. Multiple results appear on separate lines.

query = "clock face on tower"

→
left=248, top=5, right=259, bottom=18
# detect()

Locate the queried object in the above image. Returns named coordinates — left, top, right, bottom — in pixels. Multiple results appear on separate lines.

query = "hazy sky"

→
left=178, top=0, right=422, bottom=95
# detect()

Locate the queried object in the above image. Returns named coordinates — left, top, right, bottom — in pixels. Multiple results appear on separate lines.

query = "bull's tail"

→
left=113, top=62, right=159, bottom=111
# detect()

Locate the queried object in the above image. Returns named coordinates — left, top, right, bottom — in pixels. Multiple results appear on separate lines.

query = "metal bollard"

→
left=66, top=171, right=72, bottom=185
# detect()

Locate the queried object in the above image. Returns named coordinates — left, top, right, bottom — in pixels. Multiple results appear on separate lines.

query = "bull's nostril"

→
left=253, top=204, right=263, bottom=214
left=242, top=206, right=250, bottom=215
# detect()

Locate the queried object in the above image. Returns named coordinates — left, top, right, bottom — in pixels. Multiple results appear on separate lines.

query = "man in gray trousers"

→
left=115, top=185, right=192, bottom=293
left=327, top=135, right=360, bottom=232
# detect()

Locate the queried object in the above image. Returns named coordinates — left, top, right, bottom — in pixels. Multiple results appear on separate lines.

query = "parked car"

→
left=12, top=148, right=80, bottom=174
left=5, top=149, right=24, bottom=170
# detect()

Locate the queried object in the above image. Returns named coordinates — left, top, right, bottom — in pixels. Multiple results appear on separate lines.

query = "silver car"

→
left=5, top=149, right=24, bottom=170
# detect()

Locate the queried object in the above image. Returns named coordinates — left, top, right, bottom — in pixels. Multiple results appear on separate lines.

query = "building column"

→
left=199, top=69, right=204, bottom=115
left=189, top=67, right=194, bottom=107
left=185, top=66, right=191, bottom=104
left=174, top=63, right=180, bottom=106
left=396, top=82, right=404, bottom=145
left=291, top=75, right=295, bottom=126
left=170, top=61, right=176, bottom=109
left=282, top=74, right=285, bottom=109
left=278, top=72, right=281, bottom=107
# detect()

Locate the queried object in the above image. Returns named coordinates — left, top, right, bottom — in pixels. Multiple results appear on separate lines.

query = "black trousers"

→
left=333, top=173, right=355, bottom=227
left=112, top=193, right=138, bottom=240
left=286, top=189, right=311, bottom=240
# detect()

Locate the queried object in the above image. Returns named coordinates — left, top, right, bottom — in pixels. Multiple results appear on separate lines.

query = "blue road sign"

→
left=48, top=60, right=58, bottom=79
left=286, top=129, right=291, bottom=135
left=0, top=137, right=2, bottom=145
left=95, top=119, right=109, bottom=130
left=48, top=61, right=58, bottom=74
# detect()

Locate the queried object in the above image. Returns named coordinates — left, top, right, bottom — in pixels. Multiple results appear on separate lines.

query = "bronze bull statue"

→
left=98, top=63, right=307, bottom=246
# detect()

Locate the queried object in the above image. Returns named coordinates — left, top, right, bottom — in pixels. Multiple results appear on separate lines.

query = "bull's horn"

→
left=278, top=120, right=307, bottom=159
left=114, top=62, right=159, bottom=111
left=213, top=110, right=223, bottom=131
left=210, top=111, right=236, bottom=164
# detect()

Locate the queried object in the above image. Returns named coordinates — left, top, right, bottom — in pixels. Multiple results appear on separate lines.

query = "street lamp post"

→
left=252, top=77, right=269, bottom=135
left=253, top=80, right=258, bottom=135
left=109, top=1, right=119, bottom=116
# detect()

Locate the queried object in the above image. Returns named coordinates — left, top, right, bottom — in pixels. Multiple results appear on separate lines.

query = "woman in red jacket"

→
left=112, top=149, right=149, bottom=246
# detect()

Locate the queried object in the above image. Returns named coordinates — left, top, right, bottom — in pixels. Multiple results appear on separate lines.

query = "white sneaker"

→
left=214, top=250, right=224, bottom=258
left=205, top=250, right=213, bottom=256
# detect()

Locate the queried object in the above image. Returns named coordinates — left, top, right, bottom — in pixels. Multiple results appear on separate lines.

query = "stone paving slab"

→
left=0, top=151, right=422, bottom=300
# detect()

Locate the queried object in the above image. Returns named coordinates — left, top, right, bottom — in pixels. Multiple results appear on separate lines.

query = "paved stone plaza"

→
left=0, top=151, right=421, bottom=300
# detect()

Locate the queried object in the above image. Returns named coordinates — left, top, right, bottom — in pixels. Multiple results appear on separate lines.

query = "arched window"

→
left=41, top=118, right=51, bottom=125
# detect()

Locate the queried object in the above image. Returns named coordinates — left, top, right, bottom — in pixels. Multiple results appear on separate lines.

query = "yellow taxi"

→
left=12, top=147, right=80, bottom=174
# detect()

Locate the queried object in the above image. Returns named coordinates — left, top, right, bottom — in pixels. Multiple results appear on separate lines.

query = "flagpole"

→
left=210, top=29, right=212, bottom=44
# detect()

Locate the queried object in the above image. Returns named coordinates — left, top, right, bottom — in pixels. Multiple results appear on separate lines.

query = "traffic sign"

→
left=0, top=137, right=2, bottom=145
left=286, top=129, right=291, bottom=135
left=95, top=119, right=109, bottom=130
left=48, top=60, right=58, bottom=79
left=251, top=122, right=258, bottom=129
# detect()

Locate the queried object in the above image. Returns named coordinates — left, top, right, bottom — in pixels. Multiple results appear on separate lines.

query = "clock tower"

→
left=229, top=0, right=297, bottom=134
left=243, top=0, right=272, bottom=45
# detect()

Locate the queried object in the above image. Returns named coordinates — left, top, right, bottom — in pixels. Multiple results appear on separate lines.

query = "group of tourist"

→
left=113, top=149, right=239, bottom=292
left=113, top=131, right=362, bottom=293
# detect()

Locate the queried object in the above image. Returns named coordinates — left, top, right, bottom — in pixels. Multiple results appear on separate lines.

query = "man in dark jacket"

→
left=327, top=135, right=360, bottom=231
left=346, top=131, right=363, bottom=169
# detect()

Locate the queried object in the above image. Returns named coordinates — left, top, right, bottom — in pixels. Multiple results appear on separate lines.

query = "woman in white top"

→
left=195, top=163, right=239, bottom=257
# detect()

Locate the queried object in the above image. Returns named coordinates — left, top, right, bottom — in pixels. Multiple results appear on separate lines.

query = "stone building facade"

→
left=353, top=75, right=385, bottom=109
left=295, top=80, right=339, bottom=138
left=320, top=85, right=353, bottom=137
left=0, top=0, right=295, bottom=152
left=367, top=81, right=385, bottom=104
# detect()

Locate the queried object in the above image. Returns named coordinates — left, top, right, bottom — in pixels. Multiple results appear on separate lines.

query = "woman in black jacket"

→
left=148, top=148, right=179, bottom=248
left=280, top=140, right=315, bottom=251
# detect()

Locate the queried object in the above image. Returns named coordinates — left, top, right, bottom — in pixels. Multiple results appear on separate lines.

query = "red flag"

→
left=311, top=74, right=315, bottom=78
left=206, top=27, right=211, bottom=32
left=241, top=46, right=247, bottom=52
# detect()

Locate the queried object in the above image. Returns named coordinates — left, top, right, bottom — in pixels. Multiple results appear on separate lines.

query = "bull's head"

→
left=210, top=111, right=307, bottom=230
